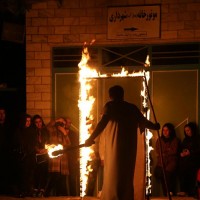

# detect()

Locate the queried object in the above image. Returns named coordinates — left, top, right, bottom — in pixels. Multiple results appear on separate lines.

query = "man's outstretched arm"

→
left=85, top=114, right=109, bottom=147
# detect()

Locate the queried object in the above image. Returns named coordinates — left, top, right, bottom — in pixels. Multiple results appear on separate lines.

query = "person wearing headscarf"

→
left=177, top=122, right=200, bottom=197
left=32, top=114, right=49, bottom=197
left=154, top=123, right=181, bottom=196
left=14, top=113, right=36, bottom=197
left=45, top=117, right=71, bottom=196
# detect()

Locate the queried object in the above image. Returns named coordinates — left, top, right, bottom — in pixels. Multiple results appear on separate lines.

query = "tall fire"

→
left=78, top=43, right=153, bottom=197
left=78, top=43, right=107, bottom=197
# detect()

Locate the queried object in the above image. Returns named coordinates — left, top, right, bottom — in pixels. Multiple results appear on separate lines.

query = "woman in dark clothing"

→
left=14, top=113, right=37, bottom=197
left=177, top=122, right=200, bottom=197
left=0, top=106, right=14, bottom=195
left=32, top=114, right=49, bottom=197
left=154, top=123, right=181, bottom=196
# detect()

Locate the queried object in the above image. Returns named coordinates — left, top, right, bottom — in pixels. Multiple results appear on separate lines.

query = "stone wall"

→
left=26, top=0, right=200, bottom=123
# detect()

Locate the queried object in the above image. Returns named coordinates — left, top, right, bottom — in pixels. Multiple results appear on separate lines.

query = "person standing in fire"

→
left=85, top=85, right=160, bottom=200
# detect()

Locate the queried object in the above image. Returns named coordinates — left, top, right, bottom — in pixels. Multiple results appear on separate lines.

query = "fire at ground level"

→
left=0, top=196, right=196, bottom=200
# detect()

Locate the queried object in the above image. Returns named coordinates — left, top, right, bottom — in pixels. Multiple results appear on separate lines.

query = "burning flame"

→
left=142, top=68, right=154, bottom=195
left=78, top=44, right=153, bottom=196
left=78, top=44, right=97, bottom=197
left=144, top=55, right=150, bottom=67
left=45, top=144, right=63, bottom=158
left=111, top=67, right=144, bottom=77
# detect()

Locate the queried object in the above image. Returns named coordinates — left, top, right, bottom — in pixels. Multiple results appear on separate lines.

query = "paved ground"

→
left=0, top=196, right=197, bottom=200
left=0, top=196, right=93, bottom=200
left=151, top=197, right=196, bottom=200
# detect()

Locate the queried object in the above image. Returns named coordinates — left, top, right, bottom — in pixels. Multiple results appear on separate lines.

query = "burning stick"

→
left=143, top=56, right=172, bottom=200
left=51, top=143, right=86, bottom=157
left=45, top=144, right=64, bottom=158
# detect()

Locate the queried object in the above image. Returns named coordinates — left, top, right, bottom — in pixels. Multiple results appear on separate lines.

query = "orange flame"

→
left=78, top=43, right=153, bottom=196
left=78, top=45, right=96, bottom=197
left=45, top=144, right=63, bottom=158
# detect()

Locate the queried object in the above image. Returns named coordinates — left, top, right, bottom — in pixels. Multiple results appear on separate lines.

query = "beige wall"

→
left=25, top=1, right=200, bottom=198
left=26, top=0, right=200, bottom=123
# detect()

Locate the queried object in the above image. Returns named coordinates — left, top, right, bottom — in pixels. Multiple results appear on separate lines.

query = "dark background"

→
left=0, top=6, right=26, bottom=127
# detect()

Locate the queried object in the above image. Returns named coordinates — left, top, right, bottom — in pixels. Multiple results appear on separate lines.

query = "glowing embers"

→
left=45, top=144, right=63, bottom=158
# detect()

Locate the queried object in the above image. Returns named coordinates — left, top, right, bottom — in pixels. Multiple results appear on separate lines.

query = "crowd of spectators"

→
left=1, top=103, right=200, bottom=199
left=154, top=122, right=200, bottom=198
left=0, top=106, right=79, bottom=198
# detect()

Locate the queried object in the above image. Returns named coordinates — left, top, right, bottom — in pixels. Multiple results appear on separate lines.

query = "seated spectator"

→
left=154, top=123, right=180, bottom=196
left=177, top=122, right=200, bottom=197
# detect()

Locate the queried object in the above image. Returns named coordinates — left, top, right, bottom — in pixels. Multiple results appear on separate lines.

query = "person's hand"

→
left=181, top=149, right=190, bottom=157
left=85, top=138, right=95, bottom=147
left=57, top=125, right=68, bottom=135
left=154, top=123, right=160, bottom=130
left=184, top=149, right=190, bottom=156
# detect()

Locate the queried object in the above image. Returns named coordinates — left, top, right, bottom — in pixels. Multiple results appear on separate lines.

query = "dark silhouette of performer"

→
left=85, top=85, right=160, bottom=200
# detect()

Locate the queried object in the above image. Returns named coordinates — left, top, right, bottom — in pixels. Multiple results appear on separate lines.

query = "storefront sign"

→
left=107, top=5, right=161, bottom=39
